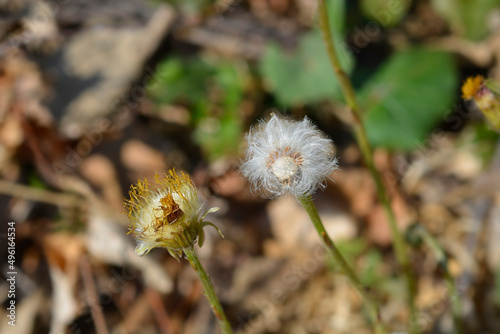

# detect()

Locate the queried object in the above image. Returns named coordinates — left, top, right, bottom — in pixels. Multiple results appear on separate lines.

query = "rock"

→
left=37, top=1, right=175, bottom=138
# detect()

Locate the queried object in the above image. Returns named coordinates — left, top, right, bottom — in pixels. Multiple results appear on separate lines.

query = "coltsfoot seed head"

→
left=124, top=170, right=221, bottom=260
left=240, top=114, right=338, bottom=198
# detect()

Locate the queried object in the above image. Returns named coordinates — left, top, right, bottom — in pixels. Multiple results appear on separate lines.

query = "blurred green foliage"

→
left=160, top=0, right=210, bottom=14
left=360, top=249, right=384, bottom=286
left=360, top=0, right=412, bottom=27
left=329, top=239, right=385, bottom=287
left=259, top=0, right=462, bottom=151
left=150, top=0, right=500, bottom=156
left=260, top=30, right=353, bottom=106
left=28, top=170, right=48, bottom=189
left=149, top=57, right=246, bottom=160
left=360, top=49, right=457, bottom=150
left=432, top=0, right=500, bottom=41
left=459, top=122, right=500, bottom=165
left=260, top=0, right=351, bottom=106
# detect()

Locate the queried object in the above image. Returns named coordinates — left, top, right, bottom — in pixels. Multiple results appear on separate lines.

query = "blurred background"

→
left=0, top=0, right=500, bottom=333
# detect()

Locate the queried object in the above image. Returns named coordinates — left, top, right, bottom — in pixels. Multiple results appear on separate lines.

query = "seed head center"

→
left=272, top=156, right=299, bottom=181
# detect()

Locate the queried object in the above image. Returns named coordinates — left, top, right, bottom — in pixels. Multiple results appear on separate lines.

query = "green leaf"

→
left=360, top=0, right=412, bottom=27
left=259, top=0, right=352, bottom=106
left=198, top=228, right=205, bottom=248
left=201, top=222, right=224, bottom=239
left=201, top=207, right=220, bottom=220
left=148, top=56, right=245, bottom=160
left=360, top=250, right=383, bottom=286
left=431, top=0, right=500, bottom=41
left=192, top=63, right=244, bottom=159
left=260, top=30, right=353, bottom=106
left=360, top=48, right=458, bottom=150
left=148, top=57, right=213, bottom=122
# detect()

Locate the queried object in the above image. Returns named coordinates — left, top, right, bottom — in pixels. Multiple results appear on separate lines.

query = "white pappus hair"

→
left=240, top=114, right=338, bottom=198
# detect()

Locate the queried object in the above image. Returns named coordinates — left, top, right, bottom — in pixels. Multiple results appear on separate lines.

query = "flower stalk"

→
left=298, top=194, right=386, bottom=334
left=316, top=1, right=418, bottom=332
left=184, top=247, right=234, bottom=334
left=409, top=224, right=463, bottom=334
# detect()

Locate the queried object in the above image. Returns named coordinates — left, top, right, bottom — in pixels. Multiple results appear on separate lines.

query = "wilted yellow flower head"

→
left=124, top=170, right=220, bottom=260
left=462, top=75, right=500, bottom=131
left=461, top=75, right=484, bottom=100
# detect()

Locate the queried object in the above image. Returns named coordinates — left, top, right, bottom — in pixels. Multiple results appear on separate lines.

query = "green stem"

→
left=183, top=247, right=233, bottom=334
left=316, top=1, right=418, bottom=332
left=298, top=194, right=386, bottom=334
left=414, top=225, right=463, bottom=334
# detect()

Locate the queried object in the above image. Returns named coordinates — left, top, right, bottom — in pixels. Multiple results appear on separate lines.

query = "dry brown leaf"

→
left=80, top=154, right=123, bottom=212
left=43, top=233, right=86, bottom=333
left=333, top=168, right=376, bottom=218
left=86, top=207, right=173, bottom=294
left=121, top=139, right=167, bottom=179
left=366, top=192, right=414, bottom=247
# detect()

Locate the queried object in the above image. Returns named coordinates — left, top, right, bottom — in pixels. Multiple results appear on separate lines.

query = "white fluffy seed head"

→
left=240, top=114, right=338, bottom=198
left=272, top=156, right=299, bottom=181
